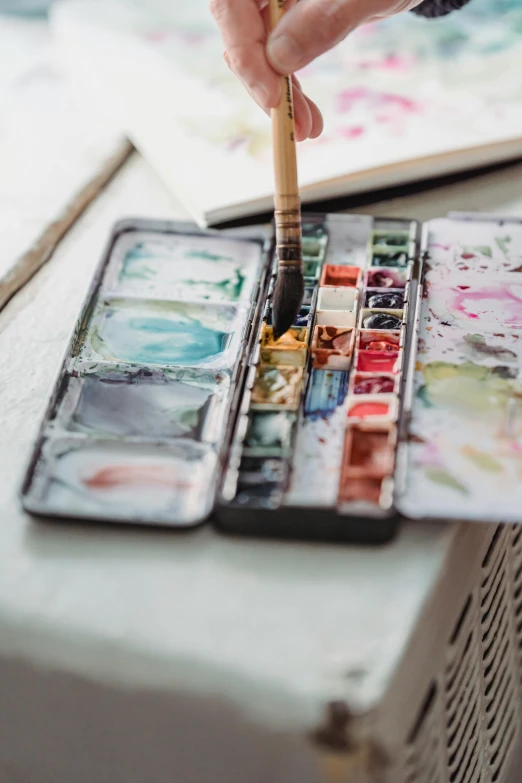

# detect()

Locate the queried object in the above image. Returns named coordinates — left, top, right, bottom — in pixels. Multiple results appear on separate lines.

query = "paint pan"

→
left=320, top=264, right=361, bottom=288
left=302, top=286, right=316, bottom=307
left=302, top=259, right=322, bottom=279
left=365, top=290, right=405, bottom=310
left=311, top=326, right=354, bottom=370
left=371, top=230, right=411, bottom=250
left=34, top=438, right=218, bottom=525
left=350, top=374, right=397, bottom=395
left=338, top=476, right=385, bottom=507
left=317, top=286, right=357, bottom=311
left=232, top=457, right=288, bottom=509
left=106, top=231, right=262, bottom=304
left=360, top=309, right=404, bottom=331
left=302, top=234, right=328, bottom=260
left=251, top=366, right=304, bottom=410
left=55, top=368, right=230, bottom=443
left=355, top=350, right=402, bottom=375
left=243, top=411, right=295, bottom=456
left=265, top=304, right=311, bottom=328
left=304, top=369, right=349, bottom=418
left=316, top=309, right=356, bottom=328
left=358, top=329, right=403, bottom=352
left=365, top=268, right=410, bottom=290
left=371, top=251, right=410, bottom=268
left=341, top=425, right=396, bottom=478
left=260, top=325, right=309, bottom=367
left=80, top=299, right=247, bottom=370
left=347, top=395, right=398, bottom=423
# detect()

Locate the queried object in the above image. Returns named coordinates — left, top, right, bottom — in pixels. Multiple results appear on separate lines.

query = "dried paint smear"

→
left=41, top=440, right=217, bottom=524
left=60, top=368, right=229, bottom=442
left=81, top=300, right=245, bottom=370
left=108, top=231, right=262, bottom=303
left=401, top=218, right=522, bottom=522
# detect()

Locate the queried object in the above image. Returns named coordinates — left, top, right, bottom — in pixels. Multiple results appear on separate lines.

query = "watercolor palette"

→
left=22, top=220, right=268, bottom=527
left=23, top=212, right=522, bottom=542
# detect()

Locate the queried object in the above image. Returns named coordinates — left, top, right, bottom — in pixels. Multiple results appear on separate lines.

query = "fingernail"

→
left=251, top=82, right=271, bottom=109
left=268, top=34, right=303, bottom=73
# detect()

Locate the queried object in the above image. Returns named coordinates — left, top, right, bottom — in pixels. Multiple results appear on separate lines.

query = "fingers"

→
left=214, top=0, right=324, bottom=139
left=267, top=0, right=382, bottom=73
left=211, top=0, right=281, bottom=108
left=292, top=76, right=323, bottom=140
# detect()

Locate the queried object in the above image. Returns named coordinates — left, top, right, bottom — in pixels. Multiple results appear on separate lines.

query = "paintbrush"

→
left=269, top=0, right=304, bottom=341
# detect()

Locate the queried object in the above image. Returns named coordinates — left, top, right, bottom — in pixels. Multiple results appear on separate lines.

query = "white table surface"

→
left=2, top=151, right=522, bottom=782
left=0, top=14, right=129, bottom=308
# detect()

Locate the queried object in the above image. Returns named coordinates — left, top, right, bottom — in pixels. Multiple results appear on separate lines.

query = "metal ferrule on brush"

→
left=275, top=194, right=302, bottom=271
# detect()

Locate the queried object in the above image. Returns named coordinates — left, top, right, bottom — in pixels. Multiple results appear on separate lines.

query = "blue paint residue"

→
left=99, top=313, right=228, bottom=366
left=304, top=370, right=349, bottom=419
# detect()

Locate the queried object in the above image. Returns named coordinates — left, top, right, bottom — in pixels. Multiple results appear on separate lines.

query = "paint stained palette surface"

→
left=400, top=217, right=522, bottom=524
left=23, top=212, right=522, bottom=541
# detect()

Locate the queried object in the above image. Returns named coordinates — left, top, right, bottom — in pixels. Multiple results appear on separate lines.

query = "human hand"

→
left=211, top=0, right=424, bottom=141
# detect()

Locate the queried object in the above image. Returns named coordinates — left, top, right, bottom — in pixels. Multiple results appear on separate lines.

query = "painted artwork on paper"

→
left=130, top=0, right=522, bottom=164
left=401, top=218, right=522, bottom=523
left=54, top=0, right=522, bottom=215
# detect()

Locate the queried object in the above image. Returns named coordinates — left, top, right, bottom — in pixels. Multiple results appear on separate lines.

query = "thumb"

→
left=267, top=0, right=391, bottom=74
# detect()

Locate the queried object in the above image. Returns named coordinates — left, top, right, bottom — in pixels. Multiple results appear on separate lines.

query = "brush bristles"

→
left=272, top=265, right=304, bottom=340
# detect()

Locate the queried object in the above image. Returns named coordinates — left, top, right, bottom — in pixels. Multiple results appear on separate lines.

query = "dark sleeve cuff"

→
left=411, top=0, right=472, bottom=18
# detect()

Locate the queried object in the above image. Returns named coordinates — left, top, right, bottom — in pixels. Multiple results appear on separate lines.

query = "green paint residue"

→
left=462, top=244, right=492, bottom=258
left=121, top=259, right=156, bottom=281
left=416, top=384, right=434, bottom=408
left=462, top=333, right=517, bottom=364
left=185, top=250, right=233, bottom=262
left=421, top=361, right=513, bottom=416
left=183, top=268, right=246, bottom=301
left=462, top=447, right=502, bottom=473
left=495, top=235, right=512, bottom=258
left=425, top=467, right=468, bottom=495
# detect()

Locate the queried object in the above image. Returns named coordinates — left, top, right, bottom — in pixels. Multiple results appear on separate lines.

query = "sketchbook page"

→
left=52, top=0, right=522, bottom=225
left=400, top=217, right=522, bottom=523
left=0, top=15, right=127, bottom=309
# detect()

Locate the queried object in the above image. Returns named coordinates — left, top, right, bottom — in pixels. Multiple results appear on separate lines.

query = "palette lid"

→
left=396, top=212, right=522, bottom=524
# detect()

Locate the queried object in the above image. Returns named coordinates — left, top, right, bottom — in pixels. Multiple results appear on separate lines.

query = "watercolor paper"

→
left=53, top=0, right=522, bottom=225
left=106, top=230, right=262, bottom=303
left=80, top=299, right=246, bottom=370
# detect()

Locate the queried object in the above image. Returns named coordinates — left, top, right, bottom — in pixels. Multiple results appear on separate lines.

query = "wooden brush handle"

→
left=269, top=0, right=302, bottom=269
